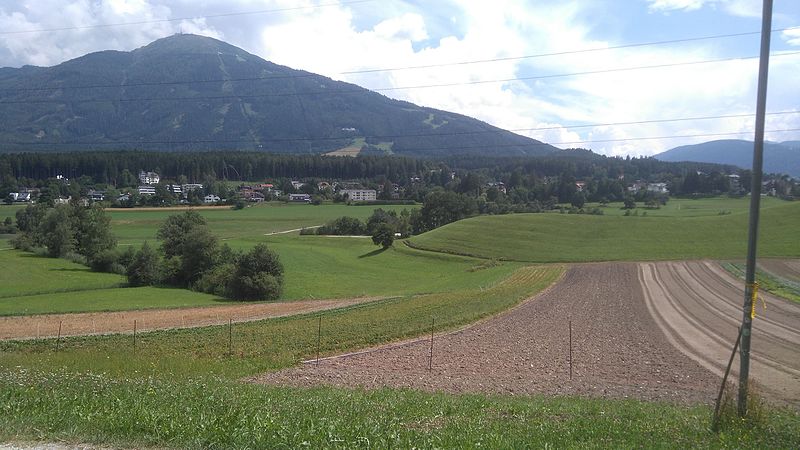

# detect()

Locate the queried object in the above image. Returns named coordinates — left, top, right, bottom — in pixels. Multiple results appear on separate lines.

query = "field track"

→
left=759, top=258, right=800, bottom=281
left=254, top=263, right=725, bottom=404
left=641, top=261, right=800, bottom=405
left=0, top=297, right=383, bottom=340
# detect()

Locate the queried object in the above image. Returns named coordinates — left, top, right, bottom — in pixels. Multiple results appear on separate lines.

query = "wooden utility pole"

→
left=738, top=0, right=773, bottom=418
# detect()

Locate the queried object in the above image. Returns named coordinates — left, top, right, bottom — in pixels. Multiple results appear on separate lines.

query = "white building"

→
left=139, top=171, right=160, bottom=185
left=138, top=185, right=156, bottom=196
left=204, top=194, right=220, bottom=203
left=340, top=189, right=377, bottom=202
left=646, top=183, right=669, bottom=194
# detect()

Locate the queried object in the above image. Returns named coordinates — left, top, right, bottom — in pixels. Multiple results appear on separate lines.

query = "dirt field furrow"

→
left=640, top=261, right=800, bottom=405
left=759, top=259, right=800, bottom=282
left=254, top=263, right=723, bottom=404
left=701, top=261, right=800, bottom=326
left=0, top=297, right=383, bottom=340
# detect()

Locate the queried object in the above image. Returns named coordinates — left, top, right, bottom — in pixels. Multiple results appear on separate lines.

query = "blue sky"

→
left=0, top=0, right=798, bottom=156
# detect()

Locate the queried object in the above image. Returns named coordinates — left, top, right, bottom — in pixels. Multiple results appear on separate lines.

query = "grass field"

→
left=585, top=196, right=785, bottom=217
left=409, top=199, right=800, bottom=262
left=0, top=250, right=125, bottom=298
left=0, top=235, right=519, bottom=315
left=110, top=201, right=413, bottom=246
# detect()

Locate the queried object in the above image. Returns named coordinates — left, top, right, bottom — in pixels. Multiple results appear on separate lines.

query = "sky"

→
left=0, top=0, right=798, bottom=157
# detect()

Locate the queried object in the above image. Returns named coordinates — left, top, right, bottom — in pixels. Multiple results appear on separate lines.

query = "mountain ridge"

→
left=0, top=34, right=557, bottom=157
left=654, top=139, right=800, bottom=177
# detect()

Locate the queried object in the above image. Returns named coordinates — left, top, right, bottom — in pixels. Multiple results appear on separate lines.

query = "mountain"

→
left=654, top=140, right=800, bottom=177
left=0, top=34, right=557, bottom=157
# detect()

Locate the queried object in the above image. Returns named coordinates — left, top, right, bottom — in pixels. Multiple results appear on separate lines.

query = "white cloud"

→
left=647, top=0, right=762, bottom=17
left=0, top=0, right=221, bottom=67
left=783, top=28, right=800, bottom=46
left=648, top=0, right=709, bottom=12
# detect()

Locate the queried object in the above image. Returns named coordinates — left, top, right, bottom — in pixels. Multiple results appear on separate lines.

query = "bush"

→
left=126, top=242, right=162, bottom=287
left=10, top=234, right=35, bottom=251
left=89, top=248, right=120, bottom=273
left=299, top=227, right=317, bottom=235
left=117, top=246, right=137, bottom=269
left=195, top=263, right=235, bottom=296
left=63, top=251, right=87, bottom=266
left=227, top=272, right=283, bottom=301
left=317, top=216, right=366, bottom=235
left=226, top=244, right=284, bottom=301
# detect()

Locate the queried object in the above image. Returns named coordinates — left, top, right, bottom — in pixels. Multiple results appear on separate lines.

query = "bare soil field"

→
left=759, top=258, right=800, bottom=281
left=254, top=263, right=724, bottom=405
left=0, top=297, right=382, bottom=340
left=110, top=205, right=233, bottom=211
left=641, top=260, right=800, bottom=405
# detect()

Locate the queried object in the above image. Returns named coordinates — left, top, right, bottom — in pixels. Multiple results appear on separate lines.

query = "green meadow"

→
left=585, top=195, right=785, bottom=217
left=109, top=202, right=413, bottom=245
left=4, top=203, right=524, bottom=316
left=410, top=198, right=800, bottom=262
left=0, top=250, right=125, bottom=298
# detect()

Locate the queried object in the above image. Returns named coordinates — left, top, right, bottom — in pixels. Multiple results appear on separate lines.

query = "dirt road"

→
left=254, top=263, right=723, bottom=404
left=0, top=297, right=382, bottom=340
left=640, top=260, right=800, bottom=405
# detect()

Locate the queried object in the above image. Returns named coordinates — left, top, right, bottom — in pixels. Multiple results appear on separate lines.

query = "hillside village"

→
left=5, top=167, right=798, bottom=209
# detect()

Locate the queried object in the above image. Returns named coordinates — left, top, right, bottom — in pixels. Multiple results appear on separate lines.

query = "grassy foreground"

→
left=2, top=372, right=797, bottom=449
left=409, top=200, right=800, bottom=262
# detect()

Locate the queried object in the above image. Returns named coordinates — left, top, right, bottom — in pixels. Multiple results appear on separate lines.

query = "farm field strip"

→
left=0, top=296, right=384, bottom=340
left=407, top=200, right=800, bottom=263
left=759, top=259, right=800, bottom=282
left=256, top=263, right=723, bottom=405
left=639, top=261, right=800, bottom=405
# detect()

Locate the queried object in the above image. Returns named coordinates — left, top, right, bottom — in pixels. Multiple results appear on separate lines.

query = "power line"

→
left=8, top=128, right=799, bottom=150
left=341, top=26, right=800, bottom=74
left=4, top=51, right=799, bottom=105
left=5, top=26, right=799, bottom=95
left=0, top=0, right=377, bottom=35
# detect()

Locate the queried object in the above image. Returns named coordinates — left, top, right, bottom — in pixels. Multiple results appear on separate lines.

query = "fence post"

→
left=228, top=318, right=233, bottom=357
left=56, top=320, right=62, bottom=351
left=133, top=319, right=137, bottom=355
left=569, top=320, right=573, bottom=381
left=316, top=316, right=322, bottom=366
left=428, top=318, right=435, bottom=371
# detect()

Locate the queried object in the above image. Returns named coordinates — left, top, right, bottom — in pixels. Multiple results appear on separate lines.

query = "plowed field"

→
left=256, top=261, right=800, bottom=406
left=254, top=263, right=722, bottom=404
left=641, top=260, right=800, bottom=405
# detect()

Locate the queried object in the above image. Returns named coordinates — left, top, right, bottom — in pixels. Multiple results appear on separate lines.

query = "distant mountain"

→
left=655, top=140, right=800, bottom=177
left=0, top=34, right=557, bottom=157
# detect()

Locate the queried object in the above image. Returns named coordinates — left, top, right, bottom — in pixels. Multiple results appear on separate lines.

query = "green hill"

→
left=408, top=200, right=800, bottom=262
left=0, top=34, right=556, bottom=157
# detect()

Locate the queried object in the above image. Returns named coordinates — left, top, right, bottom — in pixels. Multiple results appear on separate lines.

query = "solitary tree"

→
left=371, top=223, right=395, bottom=249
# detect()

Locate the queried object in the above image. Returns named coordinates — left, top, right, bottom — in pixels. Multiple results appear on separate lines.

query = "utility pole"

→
left=738, top=0, right=773, bottom=418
